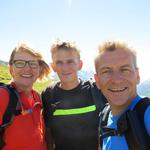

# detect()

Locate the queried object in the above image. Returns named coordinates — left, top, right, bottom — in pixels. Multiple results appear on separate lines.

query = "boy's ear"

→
left=79, top=60, right=83, bottom=70
left=51, top=63, right=56, bottom=72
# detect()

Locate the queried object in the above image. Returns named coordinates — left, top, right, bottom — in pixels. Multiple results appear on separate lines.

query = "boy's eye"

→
left=67, top=60, right=75, bottom=65
left=56, top=61, right=63, bottom=66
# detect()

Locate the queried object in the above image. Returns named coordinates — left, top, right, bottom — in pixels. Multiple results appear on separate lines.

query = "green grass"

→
left=33, top=80, right=51, bottom=93
left=0, top=64, right=11, bottom=83
left=0, top=64, right=51, bottom=93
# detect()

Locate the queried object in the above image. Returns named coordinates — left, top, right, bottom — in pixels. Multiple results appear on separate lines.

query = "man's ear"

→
left=51, top=63, right=56, bottom=72
left=136, top=68, right=140, bottom=84
left=79, top=60, right=83, bottom=70
left=94, top=73, right=100, bottom=89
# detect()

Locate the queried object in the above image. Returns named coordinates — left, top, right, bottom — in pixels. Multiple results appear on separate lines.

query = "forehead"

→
left=98, top=49, right=134, bottom=69
left=13, top=51, right=38, bottom=60
left=52, top=49, right=79, bottom=62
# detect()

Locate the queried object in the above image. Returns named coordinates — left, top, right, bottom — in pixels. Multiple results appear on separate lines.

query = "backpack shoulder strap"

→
left=0, top=83, right=5, bottom=86
left=0, top=83, right=19, bottom=148
left=123, top=97, right=150, bottom=150
left=42, top=82, right=58, bottom=118
left=99, top=98, right=150, bottom=150
left=99, top=103, right=110, bottom=147
left=134, top=97, right=150, bottom=143
left=134, top=97, right=150, bottom=123
left=1, top=84, right=19, bottom=127
left=88, top=80, right=107, bottom=112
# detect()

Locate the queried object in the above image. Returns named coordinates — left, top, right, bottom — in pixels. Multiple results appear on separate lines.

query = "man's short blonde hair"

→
left=94, top=41, right=137, bottom=72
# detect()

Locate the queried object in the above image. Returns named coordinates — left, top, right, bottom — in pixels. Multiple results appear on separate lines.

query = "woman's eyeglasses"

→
left=12, top=60, right=40, bottom=69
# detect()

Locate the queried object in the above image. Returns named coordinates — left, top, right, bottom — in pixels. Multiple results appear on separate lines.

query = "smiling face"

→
left=51, top=49, right=82, bottom=87
left=95, top=48, right=140, bottom=114
left=9, top=51, right=41, bottom=91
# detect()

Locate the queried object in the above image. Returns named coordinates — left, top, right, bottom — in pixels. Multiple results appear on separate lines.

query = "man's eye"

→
left=121, top=68, right=131, bottom=74
left=101, top=70, right=112, bottom=74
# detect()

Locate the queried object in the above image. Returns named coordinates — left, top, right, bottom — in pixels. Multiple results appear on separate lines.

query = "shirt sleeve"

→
left=0, top=87, right=9, bottom=124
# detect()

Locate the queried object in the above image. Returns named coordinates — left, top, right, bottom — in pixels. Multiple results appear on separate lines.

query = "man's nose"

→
left=111, top=72, right=123, bottom=81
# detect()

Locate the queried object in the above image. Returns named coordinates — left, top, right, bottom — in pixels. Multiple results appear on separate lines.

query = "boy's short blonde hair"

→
left=50, top=39, right=81, bottom=59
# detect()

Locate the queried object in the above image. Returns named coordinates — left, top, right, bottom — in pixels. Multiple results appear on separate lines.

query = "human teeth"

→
left=22, top=74, right=32, bottom=77
left=109, top=87, right=127, bottom=92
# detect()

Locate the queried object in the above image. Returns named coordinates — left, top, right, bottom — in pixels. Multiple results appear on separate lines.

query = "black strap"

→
left=124, top=98, right=150, bottom=150
left=101, top=127, right=121, bottom=139
left=0, top=84, right=20, bottom=149
left=99, top=98, right=150, bottom=150
left=2, top=85, right=19, bottom=127
left=42, top=83, right=58, bottom=123
left=88, top=80, right=107, bottom=112
left=134, top=97, right=150, bottom=125
left=99, top=104, right=110, bottom=147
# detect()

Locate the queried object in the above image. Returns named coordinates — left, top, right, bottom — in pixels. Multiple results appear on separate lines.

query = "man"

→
left=94, top=41, right=150, bottom=150
left=42, top=39, right=106, bottom=150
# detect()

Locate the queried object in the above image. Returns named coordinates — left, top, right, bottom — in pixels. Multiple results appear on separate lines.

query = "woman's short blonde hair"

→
left=9, top=43, right=50, bottom=80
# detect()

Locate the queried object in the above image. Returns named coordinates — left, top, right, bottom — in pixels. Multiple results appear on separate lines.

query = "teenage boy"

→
left=42, top=40, right=106, bottom=150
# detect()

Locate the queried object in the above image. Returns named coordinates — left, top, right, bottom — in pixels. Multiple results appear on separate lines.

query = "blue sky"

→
left=0, top=0, right=150, bottom=82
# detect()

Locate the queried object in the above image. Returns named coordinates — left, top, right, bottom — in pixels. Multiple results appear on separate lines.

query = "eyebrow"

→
left=120, top=64, right=132, bottom=68
left=99, top=64, right=132, bottom=70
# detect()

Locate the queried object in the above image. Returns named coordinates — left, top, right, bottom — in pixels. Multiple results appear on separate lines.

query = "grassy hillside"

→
left=0, top=64, right=11, bottom=83
left=0, top=64, right=51, bottom=93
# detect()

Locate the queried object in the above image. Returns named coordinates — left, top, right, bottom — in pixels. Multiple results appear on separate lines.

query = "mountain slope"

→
left=138, top=79, right=150, bottom=97
left=0, top=60, right=8, bottom=65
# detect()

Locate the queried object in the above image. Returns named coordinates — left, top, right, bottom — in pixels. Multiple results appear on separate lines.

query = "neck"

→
left=111, top=106, right=125, bottom=116
left=111, top=95, right=138, bottom=116
left=59, top=79, right=80, bottom=90
left=15, top=83, right=32, bottom=97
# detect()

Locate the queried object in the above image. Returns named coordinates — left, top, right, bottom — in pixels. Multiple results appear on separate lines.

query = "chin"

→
left=21, top=81, right=33, bottom=87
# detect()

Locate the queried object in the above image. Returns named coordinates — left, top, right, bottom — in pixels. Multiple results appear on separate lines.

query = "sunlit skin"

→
left=95, top=48, right=140, bottom=115
left=9, top=51, right=41, bottom=94
left=51, top=49, right=83, bottom=90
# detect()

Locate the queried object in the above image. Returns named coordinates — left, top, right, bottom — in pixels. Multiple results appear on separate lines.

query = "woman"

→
left=0, top=44, right=50, bottom=150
